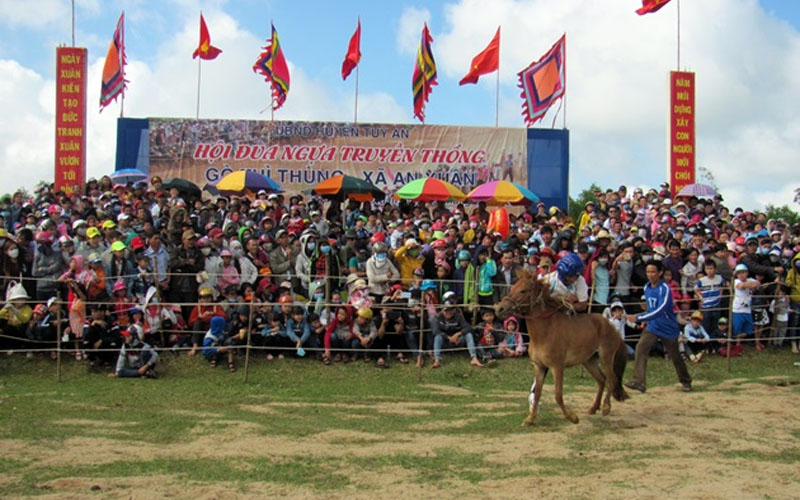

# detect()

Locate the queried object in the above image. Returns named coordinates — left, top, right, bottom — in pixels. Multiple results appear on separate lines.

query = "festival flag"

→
left=253, top=23, right=291, bottom=111
left=636, top=0, right=673, bottom=15
left=341, top=19, right=361, bottom=80
left=100, top=12, right=127, bottom=112
left=517, top=34, right=566, bottom=127
left=412, top=23, right=437, bottom=122
left=193, top=13, right=222, bottom=60
left=459, top=27, right=500, bottom=85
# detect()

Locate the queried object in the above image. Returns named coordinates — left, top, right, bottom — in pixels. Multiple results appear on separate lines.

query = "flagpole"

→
left=71, top=0, right=75, bottom=46
left=495, top=64, right=500, bottom=127
left=563, top=33, right=567, bottom=129
left=354, top=65, right=359, bottom=124
left=196, top=58, right=202, bottom=119
left=119, top=10, right=125, bottom=118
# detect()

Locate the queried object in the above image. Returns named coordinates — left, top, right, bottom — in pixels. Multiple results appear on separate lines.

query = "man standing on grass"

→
left=625, top=260, right=692, bottom=393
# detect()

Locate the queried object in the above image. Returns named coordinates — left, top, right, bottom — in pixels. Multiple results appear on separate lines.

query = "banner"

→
left=55, top=47, right=88, bottom=195
left=669, top=71, right=695, bottom=197
left=148, top=119, right=527, bottom=196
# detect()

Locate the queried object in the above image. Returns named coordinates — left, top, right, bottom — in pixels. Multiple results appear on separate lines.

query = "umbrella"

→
left=394, top=178, right=466, bottom=202
left=161, top=178, right=201, bottom=198
left=215, top=170, right=283, bottom=196
left=203, top=182, right=220, bottom=196
left=110, top=168, right=148, bottom=184
left=676, top=183, right=717, bottom=198
left=466, top=180, right=540, bottom=206
left=311, top=175, right=385, bottom=202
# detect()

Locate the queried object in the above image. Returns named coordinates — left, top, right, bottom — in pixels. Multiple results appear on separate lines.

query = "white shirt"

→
left=732, top=278, right=756, bottom=313
left=543, top=271, right=589, bottom=302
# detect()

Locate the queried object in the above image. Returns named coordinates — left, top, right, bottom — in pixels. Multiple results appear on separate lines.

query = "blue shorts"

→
left=732, top=312, right=753, bottom=335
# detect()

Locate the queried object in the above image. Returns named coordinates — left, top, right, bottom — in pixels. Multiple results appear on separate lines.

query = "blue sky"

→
left=1, top=0, right=799, bottom=210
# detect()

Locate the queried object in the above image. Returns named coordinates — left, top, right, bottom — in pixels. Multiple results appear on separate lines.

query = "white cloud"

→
left=0, top=9, right=406, bottom=191
left=434, top=0, right=800, bottom=210
left=0, top=0, right=69, bottom=29
left=396, top=6, right=432, bottom=56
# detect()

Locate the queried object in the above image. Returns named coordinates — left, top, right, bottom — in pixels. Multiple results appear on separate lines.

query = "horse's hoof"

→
left=587, top=407, right=598, bottom=415
left=565, top=412, right=579, bottom=424
left=522, top=416, right=536, bottom=426
left=602, top=404, right=611, bottom=416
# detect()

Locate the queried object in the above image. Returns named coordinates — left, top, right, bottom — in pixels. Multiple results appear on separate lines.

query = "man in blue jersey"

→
left=625, top=260, right=692, bottom=393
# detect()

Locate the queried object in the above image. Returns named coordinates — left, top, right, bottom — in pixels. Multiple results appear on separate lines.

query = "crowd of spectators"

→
left=1, top=176, right=798, bottom=377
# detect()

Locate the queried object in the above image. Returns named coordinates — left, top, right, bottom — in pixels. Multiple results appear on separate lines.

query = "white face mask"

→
left=200, top=247, right=211, bottom=256
left=7, top=248, right=19, bottom=259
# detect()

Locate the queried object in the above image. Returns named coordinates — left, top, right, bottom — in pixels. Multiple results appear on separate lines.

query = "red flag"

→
left=341, top=19, right=361, bottom=80
left=100, top=12, right=127, bottom=111
left=636, top=0, right=673, bottom=15
left=459, top=27, right=500, bottom=85
left=253, top=23, right=291, bottom=110
left=193, top=13, right=222, bottom=60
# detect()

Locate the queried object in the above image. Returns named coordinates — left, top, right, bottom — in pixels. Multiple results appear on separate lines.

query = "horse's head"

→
left=496, top=268, right=542, bottom=319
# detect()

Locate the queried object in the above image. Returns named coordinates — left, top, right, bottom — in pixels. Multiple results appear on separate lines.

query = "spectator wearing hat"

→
left=740, top=237, right=778, bottom=282
left=32, top=231, right=65, bottom=301
left=395, top=238, right=425, bottom=285
left=680, top=311, right=712, bottom=362
left=107, top=240, right=135, bottom=296
left=188, top=286, right=228, bottom=357
left=111, top=327, right=159, bottom=378
left=366, top=242, right=398, bottom=303
left=268, top=229, right=294, bottom=283
left=431, top=297, right=483, bottom=369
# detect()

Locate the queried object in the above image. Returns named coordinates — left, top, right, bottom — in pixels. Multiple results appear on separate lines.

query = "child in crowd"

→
left=110, top=328, right=158, bottom=378
left=306, top=313, right=325, bottom=355
left=323, top=306, right=356, bottom=364
left=732, top=263, right=761, bottom=350
left=680, top=311, right=712, bottom=362
left=285, top=306, right=311, bottom=357
left=475, top=308, right=502, bottom=362
left=769, top=284, right=791, bottom=349
left=500, top=316, right=526, bottom=358
left=261, top=310, right=286, bottom=361
left=352, top=307, right=378, bottom=363
left=607, top=300, right=635, bottom=357
left=751, top=274, right=770, bottom=351
left=695, top=259, right=726, bottom=334
left=202, top=316, right=240, bottom=371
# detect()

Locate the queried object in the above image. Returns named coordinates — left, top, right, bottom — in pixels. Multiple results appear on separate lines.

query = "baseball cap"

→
left=86, top=227, right=101, bottom=239
left=101, top=220, right=116, bottom=230
left=111, top=241, right=126, bottom=252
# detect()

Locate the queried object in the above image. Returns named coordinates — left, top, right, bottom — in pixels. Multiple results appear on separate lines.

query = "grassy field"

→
left=1, top=348, right=799, bottom=499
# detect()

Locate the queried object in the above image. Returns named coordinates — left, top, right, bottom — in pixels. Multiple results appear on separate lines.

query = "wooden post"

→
left=56, top=294, right=62, bottom=382
left=417, top=304, right=424, bottom=382
left=243, top=294, right=255, bottom=383
left=726, top=278, right=735, bottom=373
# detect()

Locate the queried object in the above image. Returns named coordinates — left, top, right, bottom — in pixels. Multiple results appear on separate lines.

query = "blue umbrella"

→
left=216, top=170, right=283, bottom=196
left=110, top=168, right=148, bottom=184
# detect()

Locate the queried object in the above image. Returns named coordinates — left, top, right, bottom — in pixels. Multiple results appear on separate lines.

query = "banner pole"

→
left=56, top=294, right=62, bottom=382
left=677, top=0, right=681, bottom=70
left=71, top=0, right=75, bottom=46
left=196, top=58, right=202, bottom=119
left=726, top=279, right=734, bottom=373
left=354, top=65, right=359, bottom=124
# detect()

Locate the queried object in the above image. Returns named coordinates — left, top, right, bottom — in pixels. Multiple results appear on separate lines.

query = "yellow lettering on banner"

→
left=56, top=127, right=83, bottom=137
left=62, top=98, right=78, bottom=107
left=675, top=117, right=689, bottom=127
left=60, top=83, right=80, bottom=93
left=676, top=78, right=690, bottom=87
left=672, top=144, right=693, bottom=154
left=59, top=142, right=80, bottom=152
left=676, top=91, right=689, bottom=101
left=676, top=157, right=689, bottom=167
left=675, top=171, right=692, bottom=180
left=60, top=69, right=81, bottom=79
left=62, top=170, right=77, bottom=181
left=60, top=54, right=81, bottom=65
left=675, top=131, right=689, bottom=141
left=673, top=104, right=692, bottom=114
left=62, top=112, right=78, bottom=123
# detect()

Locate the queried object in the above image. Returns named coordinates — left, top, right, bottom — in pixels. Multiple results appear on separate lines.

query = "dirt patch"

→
left=420, top=383, right=473, bottom=396
left=3, top=383, right=799, bottom=499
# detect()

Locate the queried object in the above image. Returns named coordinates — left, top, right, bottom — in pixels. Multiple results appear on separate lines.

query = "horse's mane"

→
left=517, top=269, right=574, bottom=313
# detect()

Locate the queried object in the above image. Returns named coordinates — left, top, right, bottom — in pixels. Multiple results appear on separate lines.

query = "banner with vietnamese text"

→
left=148, top=119, right=527, bottom=196
left=669, top=71, right=695, bottom=197
left=55, top=47, right=88, bottom=195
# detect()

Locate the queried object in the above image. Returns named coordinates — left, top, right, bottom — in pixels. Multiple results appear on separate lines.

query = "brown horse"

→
left=496, top=270, right=629, bottom=426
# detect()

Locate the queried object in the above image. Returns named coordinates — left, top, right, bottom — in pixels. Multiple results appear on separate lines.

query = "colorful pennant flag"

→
left=100, top=12, right=127, bottom=112
left=341, top=19, right=361, bottom=80
left=636, top=0, right=673, bottom=15
left=193, top=13, right=222, bottom=60
left=459, top=27, right=500, bottom=85
left=517, top=34, right=566, bottom=127
left=412, top=23, right=437, bottom=122
left=253, top=23, right=291, bottom=111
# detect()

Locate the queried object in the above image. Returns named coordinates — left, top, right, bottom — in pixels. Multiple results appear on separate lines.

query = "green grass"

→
left=0, top=348, right=798, bottom=496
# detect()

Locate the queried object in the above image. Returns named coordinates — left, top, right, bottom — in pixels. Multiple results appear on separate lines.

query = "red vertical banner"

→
left=669, top=71, right=695, bottom=197
left=55, top=47, right=88, bottom=195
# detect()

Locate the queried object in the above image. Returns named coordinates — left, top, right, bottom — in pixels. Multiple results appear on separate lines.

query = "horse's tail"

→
left=612, top=340, right=630, bottom=402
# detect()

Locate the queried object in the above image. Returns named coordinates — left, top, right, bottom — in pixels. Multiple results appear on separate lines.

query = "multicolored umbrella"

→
left=676, top=183, right=717, bottom=198
left=110, top=168, right=148, bottom=184
left=466, top=180, right=540, bottom=206
left=215, top=170, right=282, bottom=196
left=394, top=178, right=466, bottom=202
left=311, top=175, right=385, bottom=202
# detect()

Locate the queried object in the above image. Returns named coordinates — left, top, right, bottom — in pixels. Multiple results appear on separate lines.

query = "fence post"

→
left=417, top=304, right=424, bottom=382
left=243, top=294, right=255, bottom=383
left=56, top=294, right=62, bottom=382
left=726, top=279, right=735, bottom=373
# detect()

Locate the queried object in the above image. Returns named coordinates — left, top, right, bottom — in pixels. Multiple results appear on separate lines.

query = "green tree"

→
left=568, top=182, right=602, bottom=223
left=763, top=204, right=800, bottom=225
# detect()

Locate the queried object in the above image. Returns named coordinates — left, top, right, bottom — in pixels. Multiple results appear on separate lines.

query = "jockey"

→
left=542, top=252, right=589, bottom=313
left=529, top=252, right=589, bottom=409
